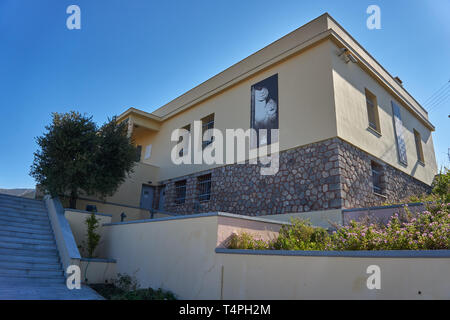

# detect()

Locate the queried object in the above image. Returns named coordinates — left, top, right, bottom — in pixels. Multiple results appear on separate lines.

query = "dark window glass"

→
left=136, top=145, right=142, bottom=162
left=201, top=114, right=215, bottom=149
left=197, top=174, right=212, bottom=202
left=175, top=180, right=187, bottom=204
left=371, top=161, right=383, bottom=194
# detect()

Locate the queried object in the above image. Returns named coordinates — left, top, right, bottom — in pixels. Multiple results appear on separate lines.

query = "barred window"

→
left=201, top=114, right=215, bottom=149
left=174, top=180, right=187, bottom=205
left=197, top=174, right=212, bottom=202
left=371, top=161, right=384, bottom=194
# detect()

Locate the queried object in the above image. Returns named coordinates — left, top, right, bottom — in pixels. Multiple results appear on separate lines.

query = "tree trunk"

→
left=69, top=189, right=77, bottom=209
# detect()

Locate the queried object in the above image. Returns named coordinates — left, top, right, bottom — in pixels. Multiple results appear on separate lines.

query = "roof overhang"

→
left=117, top=107, right=162, bottom=132
left=119, top=13, right=434, bottom=131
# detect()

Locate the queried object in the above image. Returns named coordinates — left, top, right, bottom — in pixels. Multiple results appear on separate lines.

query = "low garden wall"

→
left=215, top=249, right=450, bottom=299
left=100, top=212, right=450, bottom=299
left=65, top=209, right=112, bottom=258
left=80, top=258, right=117, bottom=284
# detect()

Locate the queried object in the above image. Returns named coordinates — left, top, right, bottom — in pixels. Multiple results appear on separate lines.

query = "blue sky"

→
left=0, top=0, right=449, bottom=189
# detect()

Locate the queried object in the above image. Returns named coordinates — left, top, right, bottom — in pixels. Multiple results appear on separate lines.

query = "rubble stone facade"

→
left=156, top=137, right=431, bottom=216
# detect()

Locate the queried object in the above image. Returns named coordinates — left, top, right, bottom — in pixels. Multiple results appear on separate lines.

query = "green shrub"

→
left=91, top=273, right=177, bottom=300
left=331, top=202, right=450, bottom=250
left=227, top=232, right=270, bottom=250
left=226, top=203, right=450, bottom=251
left=432, top=168, right=450, bottom=203
left=272, top=218, right=330, bottom=250
left=85, top=213, right=101, bottom=258
left=115, top=273, right=139, bottom=292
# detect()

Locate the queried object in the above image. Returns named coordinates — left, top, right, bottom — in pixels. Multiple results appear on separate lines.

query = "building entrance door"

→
left=140, top=185, right=154, bottom=211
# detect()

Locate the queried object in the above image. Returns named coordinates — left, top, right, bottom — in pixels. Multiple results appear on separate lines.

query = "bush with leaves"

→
left=227, top=202, right=450, bottom=251
left=272, top=219, right=330, bottom=250
left=331, top=202, right=449, bottom=250
left=227, top=232, right=270, bottom=250
left=85, top=213, right=101, bottom=258
left=90, top=273, right=176, bottom=300
left=432, top=167, right=450, bottom=203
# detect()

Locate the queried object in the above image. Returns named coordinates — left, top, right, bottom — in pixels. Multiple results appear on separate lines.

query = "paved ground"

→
left=0, top=284, right=104, bottom=300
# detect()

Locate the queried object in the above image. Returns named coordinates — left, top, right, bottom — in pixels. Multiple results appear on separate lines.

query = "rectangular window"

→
left=135, top=145, right=142, bottom=162
left=365, top=89, right=381, bottom=133
left=179, top=124, right=191, bottom=157
left=144, top=144, right=152, bottom=160
left=197, top=174, right=212, bottom=202
left=371, top=161, right=384, bottom=194
left=174, top=180, right=187, bottom=205
left=414, top=129, right=425, bottom=164
left=201, top=114, right=215, bottom=149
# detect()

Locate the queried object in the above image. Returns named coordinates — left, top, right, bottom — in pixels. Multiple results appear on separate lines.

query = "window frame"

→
left=365, top=89, right=381, bottom=134
left=414, top=129, right=425, bottom=164
left=197, top=174, right=212, bottom=202
left=371, top=161, right=384, bottom=195
left=178, top=124, right=191, bottom=157
left=201, top=114, right=215, bottom=150
left=174, top=180, right=187, bottom=205
left=135, top=145, right=142, bottom=162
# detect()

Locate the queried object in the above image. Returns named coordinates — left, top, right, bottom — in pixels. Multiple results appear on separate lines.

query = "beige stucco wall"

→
left=74, top=199, right=150, bottom=223
left=331, top=41, right=437, bottom=185
left=130, top=40, right=337, bottom=182
left=80, top=259, right=117, bottom=284
left=65, top=209, right=112, bottom=258
left=103, top=215, right=222, bottom=299
left=101, top=213, right=450, bottom=299
left=216, top=215, right=283, bottom=248
left=218, top=253, right=450, bottom=299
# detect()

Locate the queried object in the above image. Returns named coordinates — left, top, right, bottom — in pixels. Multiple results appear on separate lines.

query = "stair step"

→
left=0, top=247, right=58, bottom=257
left=0, top=214, right=50, bottom=226
left=0, top=235, right=55, bottom=246
left=0, top=207, right=48, bottom=218
left=0, top=210, right=49, bottom=222
left=0, top=224, right=53, bottom=235
left=0, top=259, right=61, bottom=270
left=0, top=202, right=46, bottom=213
left=0, top=267, right=63, bottom=277
left=0, top=219, right=52, bottom=231
left=0, top=253, right=60, bottom=265
left=0, top=275, right=65, bottom=284
left=0, top=193, right=42, bottom=204
left=0, top=229, right=54, bottom=241
left=0, top=241, right=56, bottom=251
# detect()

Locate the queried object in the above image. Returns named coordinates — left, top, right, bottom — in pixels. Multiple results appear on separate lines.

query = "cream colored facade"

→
left=78, top=13, right=436, bottom=215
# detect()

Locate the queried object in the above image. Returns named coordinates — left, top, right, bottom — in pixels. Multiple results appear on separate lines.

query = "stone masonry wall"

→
left=337, top=139, right=431, bottom=208
left=157, top=138, right=431, bottom=216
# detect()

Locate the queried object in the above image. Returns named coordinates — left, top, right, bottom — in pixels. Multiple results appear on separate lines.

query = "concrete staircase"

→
left=0, top=193, right=102, bottom=299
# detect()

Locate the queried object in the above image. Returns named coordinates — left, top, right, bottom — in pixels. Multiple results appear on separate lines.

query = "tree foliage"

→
left=30, top=111, right=137, bottom=208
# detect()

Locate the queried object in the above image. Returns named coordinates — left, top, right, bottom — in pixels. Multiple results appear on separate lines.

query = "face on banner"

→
left=250, top=74, right=279, bottom=148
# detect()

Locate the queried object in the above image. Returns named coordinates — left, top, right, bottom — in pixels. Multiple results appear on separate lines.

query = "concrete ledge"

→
left=215, top=248, right=450, bottom=258
left=81, top=258, right=117, bottom=263
left=64, top=208, right=113, bottom=217
left=342, top=202, right=424, bottom=213
left=44, top=196, right=81, bottom=276
left=103, top=212, right=290, bottom=227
